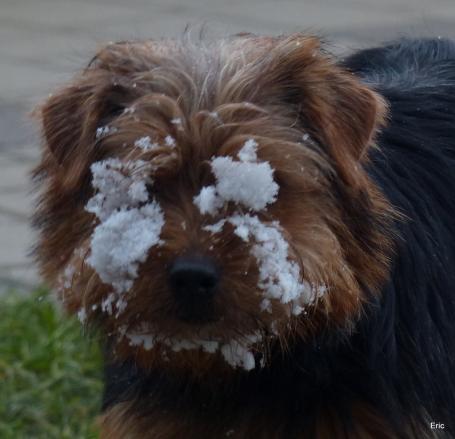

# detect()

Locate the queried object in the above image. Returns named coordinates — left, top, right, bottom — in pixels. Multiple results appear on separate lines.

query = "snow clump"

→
left=134, top=136, right=159, bottom=151
left=96, top=125, right=117, bottom=139
left=193, top=139, right=278, bottom=215
left=85, top=158, right=164, bottom=295
left=196, top=138, right=326, bottom=313
left=125, top=325, right=262, bottom=371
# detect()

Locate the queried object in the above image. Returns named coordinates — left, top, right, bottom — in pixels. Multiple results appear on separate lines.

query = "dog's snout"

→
left=169, top=255, right=220, bottom=302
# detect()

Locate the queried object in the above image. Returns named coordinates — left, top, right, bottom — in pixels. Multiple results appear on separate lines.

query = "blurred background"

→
left=1, top=0, right=455, bottom=294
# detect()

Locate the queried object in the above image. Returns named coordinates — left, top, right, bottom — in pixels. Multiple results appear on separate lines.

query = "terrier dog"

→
left=34, top=34, right=455, bottom=438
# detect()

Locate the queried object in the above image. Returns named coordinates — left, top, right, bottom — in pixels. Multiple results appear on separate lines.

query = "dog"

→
left=33, top=34, right=455, bottom=438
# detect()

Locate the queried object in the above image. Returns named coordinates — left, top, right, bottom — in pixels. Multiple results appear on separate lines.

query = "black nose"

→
left=169, top=255, right=220, bottom=305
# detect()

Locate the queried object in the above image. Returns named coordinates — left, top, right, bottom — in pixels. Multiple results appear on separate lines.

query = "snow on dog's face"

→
left=61, top=131, right=331, bottom=372
left=35, top=35, right=392, bottom=373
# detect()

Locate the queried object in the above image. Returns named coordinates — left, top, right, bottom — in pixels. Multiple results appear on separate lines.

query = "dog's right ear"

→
left=38, top=71, right=130, bottom=166
left=37, top=41, right=150, bottom=172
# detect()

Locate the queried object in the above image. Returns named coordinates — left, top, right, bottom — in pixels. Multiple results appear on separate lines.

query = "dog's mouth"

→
left=117, top=322, right=266, bottom=371
left=175, top=306, right=221, bottom=325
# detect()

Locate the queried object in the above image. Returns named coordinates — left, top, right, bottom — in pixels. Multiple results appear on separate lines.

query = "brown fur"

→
left=34, top=33, right=399, bottom=437
left=99, top=401, right=444, bottom=439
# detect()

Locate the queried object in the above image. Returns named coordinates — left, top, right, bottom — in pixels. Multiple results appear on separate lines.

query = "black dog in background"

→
left=340, top=38, right=455, bottom=436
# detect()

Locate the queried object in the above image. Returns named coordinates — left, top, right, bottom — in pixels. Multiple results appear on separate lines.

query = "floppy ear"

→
left=259, top=35, right=387, bottom=187
left=37, top=42, right=146, bottom=189
left=40, top=72, right=131, bottom=162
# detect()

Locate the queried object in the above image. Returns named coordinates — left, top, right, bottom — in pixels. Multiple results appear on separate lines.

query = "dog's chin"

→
left=163, top=346, right=250, bottom=375
left=113, top=323, right=267, bottom=374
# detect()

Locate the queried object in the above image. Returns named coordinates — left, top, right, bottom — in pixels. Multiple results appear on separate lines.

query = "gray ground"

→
left=1, top=0, right=454, bottom=293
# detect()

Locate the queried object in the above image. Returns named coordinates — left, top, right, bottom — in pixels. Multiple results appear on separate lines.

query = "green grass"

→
left=0, top=290, right=103, bottom=438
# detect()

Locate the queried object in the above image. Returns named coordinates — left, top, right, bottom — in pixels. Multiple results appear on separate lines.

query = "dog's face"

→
left=35, top=34, right=392, bottom=372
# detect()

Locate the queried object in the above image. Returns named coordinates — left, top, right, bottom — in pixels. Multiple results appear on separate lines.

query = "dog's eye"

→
left=145, top=183, right=155, bottom=196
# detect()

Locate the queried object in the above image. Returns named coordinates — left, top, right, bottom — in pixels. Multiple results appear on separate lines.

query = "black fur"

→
left=103, top=39, right=455, bottom=437
left=347, top=37, right=455, bottom=432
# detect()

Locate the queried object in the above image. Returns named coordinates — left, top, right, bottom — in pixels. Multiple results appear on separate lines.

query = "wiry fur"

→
left=33, top=34, right=454, bottom=437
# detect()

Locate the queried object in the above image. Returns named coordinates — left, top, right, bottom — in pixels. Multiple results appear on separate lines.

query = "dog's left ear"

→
left=260, top=35, right=387, bottom=187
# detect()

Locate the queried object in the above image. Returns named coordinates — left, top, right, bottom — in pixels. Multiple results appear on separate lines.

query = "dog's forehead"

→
left=143, top=35, right=278, bottom=64
left=94, top=34, right=317, bottom=103
left=88, top=35, right=329, bottom=191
